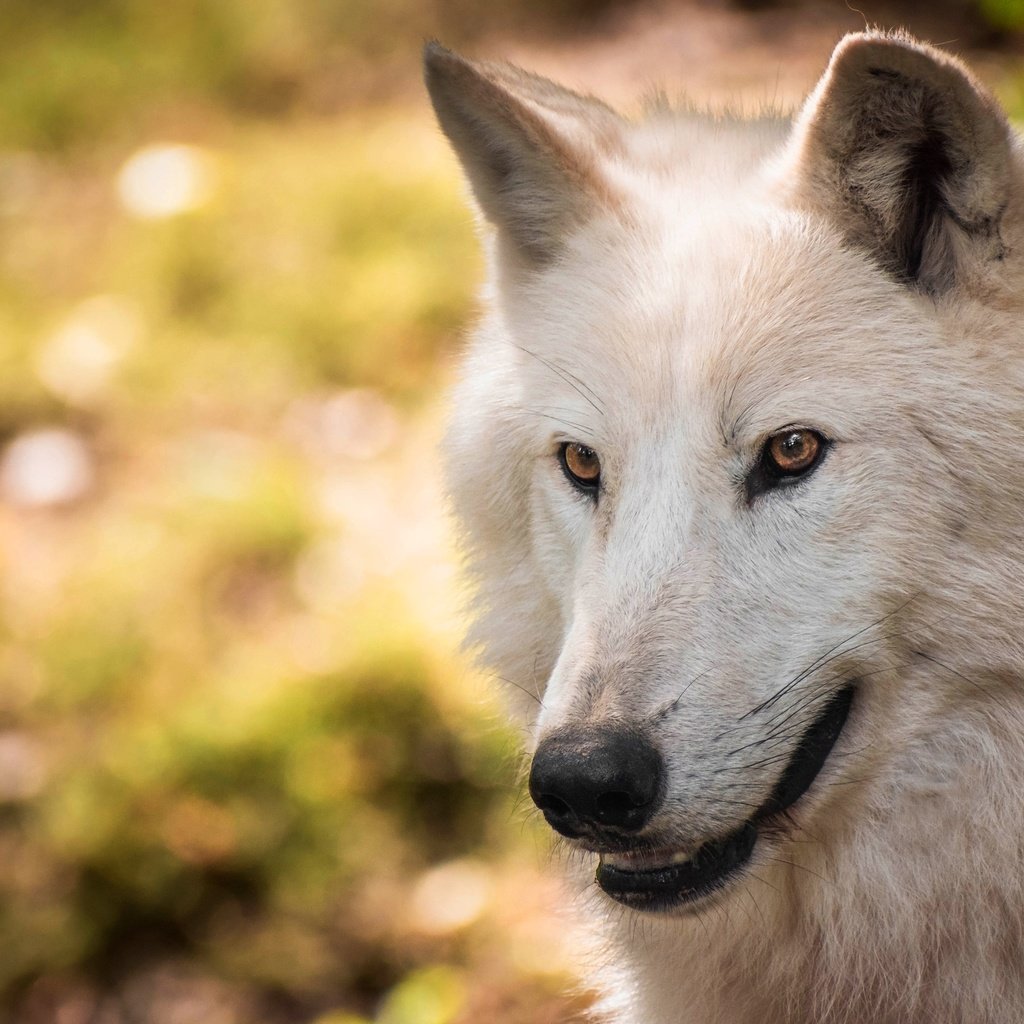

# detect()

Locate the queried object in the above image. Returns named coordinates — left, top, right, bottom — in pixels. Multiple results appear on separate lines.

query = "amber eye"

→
left=766, top=429, right=823, bottom=476
left=559, top=442, right=601, bottom=493
left=746, top=427, right=829, bottom=502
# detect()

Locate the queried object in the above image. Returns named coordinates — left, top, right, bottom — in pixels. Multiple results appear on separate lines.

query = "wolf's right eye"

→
left=559, top=442, right=601, bottom=495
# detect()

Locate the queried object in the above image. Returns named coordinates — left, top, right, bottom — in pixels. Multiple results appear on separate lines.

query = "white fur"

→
left=430, top=32, right=1024, bottom=1023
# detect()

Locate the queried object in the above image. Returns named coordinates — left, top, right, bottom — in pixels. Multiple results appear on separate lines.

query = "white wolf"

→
left=425, top=30, right=1024, bottom=1024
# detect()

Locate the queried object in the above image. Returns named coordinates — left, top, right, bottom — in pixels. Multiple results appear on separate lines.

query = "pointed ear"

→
left=423, top=42, right=622, bottom=267
left=789, top=32, right=1014, bottom=294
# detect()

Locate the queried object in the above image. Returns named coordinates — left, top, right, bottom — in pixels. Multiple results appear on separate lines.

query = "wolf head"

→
left=426, top=33, right=1024, bottom=916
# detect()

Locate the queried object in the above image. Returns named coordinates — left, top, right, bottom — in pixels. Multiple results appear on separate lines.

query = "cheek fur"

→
left=528, top=467, right=594, bottom=604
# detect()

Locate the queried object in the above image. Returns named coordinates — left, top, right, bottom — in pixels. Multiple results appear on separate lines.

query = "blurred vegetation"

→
left=0, top=1, right=1021, bottom=1022
left=980, top=0, right=1024, bottom=30
left=0, top=0, right=625, bottom=154
left=0, top=1, right=606, bottom=1022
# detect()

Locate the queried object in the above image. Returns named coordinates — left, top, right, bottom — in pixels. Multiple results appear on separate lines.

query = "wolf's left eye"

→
left=766, top=429, right=823, bottom=475
left=747, top=428, right=829, bottom=502
left=559, top=442, right=601, bottom=495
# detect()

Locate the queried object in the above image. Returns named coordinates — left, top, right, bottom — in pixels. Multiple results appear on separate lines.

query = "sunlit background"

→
left=0, top=2, right=1022, bottom=1022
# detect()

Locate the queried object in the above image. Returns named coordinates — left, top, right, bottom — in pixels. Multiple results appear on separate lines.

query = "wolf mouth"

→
left=596, top=684, right=855, bottom=912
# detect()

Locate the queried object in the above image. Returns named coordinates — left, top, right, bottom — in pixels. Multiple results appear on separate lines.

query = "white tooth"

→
left=601, top=853, right=631, bottom=869
left=601, top=849, right=694, bottom=870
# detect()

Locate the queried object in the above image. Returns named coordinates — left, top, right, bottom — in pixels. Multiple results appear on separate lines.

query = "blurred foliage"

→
left=0, top=0, right=626, bottom=153
left=979, top=0, right=1024, bottom=29
left=0, top=1, right=600, bottom=1022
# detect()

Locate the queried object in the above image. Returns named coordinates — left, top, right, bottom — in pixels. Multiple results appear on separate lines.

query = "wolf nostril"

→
left=529, top=725, right=664, bottom=837
left=536, top=793, right=571, bottom=817
left=596, top=790, right=644, bottom=823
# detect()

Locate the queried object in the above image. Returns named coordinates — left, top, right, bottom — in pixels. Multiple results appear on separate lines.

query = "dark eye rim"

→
left=557, top=441, right=601, bottom=497
left=745, top=427, right=831, bottom=503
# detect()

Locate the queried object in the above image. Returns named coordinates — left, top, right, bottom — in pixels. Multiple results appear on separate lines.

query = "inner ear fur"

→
left=790, top=32, right=1014, bottom=294
left=423, top=42, right=622, bottom=268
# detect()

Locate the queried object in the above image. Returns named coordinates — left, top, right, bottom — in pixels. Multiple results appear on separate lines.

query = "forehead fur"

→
left=501, top=196, right=934, bottom=448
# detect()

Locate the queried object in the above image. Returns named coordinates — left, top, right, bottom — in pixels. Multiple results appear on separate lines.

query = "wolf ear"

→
left=790, top=32, right=1014, bottom=294
left=423, top=42, right=622, bottom=267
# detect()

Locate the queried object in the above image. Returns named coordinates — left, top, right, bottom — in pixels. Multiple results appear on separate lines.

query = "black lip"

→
left=752, top=684, right=855, bottom=822
left=597, top=821, right=758, bottom=910
left=595, top=685, right=855, bottom=911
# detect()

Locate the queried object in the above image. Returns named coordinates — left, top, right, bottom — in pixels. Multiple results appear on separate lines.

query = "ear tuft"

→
left=423, top=42, right=620, bottom=267
left=790, top=32, right=1013, bottom=294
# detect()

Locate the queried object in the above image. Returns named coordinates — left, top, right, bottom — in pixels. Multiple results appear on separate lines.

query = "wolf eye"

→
left=559, top=442, right=601, bottom=494
left=766, top=429, right=823, bottom=476
left=746, top=428, right=829, bottom=502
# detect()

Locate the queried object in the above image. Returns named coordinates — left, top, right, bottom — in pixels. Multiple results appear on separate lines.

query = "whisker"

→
left=741, top=593, right=925, bottom=720
left=913, top=649, right=1024, bottom=727
left=765, top=856, right=833, bottom=886
left=717, top=750, right=795, bottom=773
left=514, top=344, right=606, bottom=416
left=745, top=869, right=781, bottom=897
left=759, top=626, right=935, bottom=729
left=519, top=407, right=595, bottom=435
left=754, top=660, right=907, bottom=751
left=715, top=796, right=764, bottom=812
left=649, top=668, right=713, bottom=722
left=496, top=673, right=544, bottom=707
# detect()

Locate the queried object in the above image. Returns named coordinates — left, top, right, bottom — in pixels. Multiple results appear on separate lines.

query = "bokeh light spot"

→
left=35, top=294, right=141, bottom=404
left=409, top=858, right=493, bottom=935
left=117, top=143, right=217, bottom=220
left=0, top=429, right=95, bottom=508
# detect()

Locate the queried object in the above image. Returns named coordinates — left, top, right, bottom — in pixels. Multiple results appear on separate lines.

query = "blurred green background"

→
left=0, top=1, right=1021, bottom=1022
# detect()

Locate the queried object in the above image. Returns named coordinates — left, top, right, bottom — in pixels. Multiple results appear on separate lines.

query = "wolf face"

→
left=427, top=32, right=1024, bottom=1022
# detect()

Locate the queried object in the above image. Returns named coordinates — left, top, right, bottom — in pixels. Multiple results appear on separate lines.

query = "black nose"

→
left=528, top=725, right=664, bottom=838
